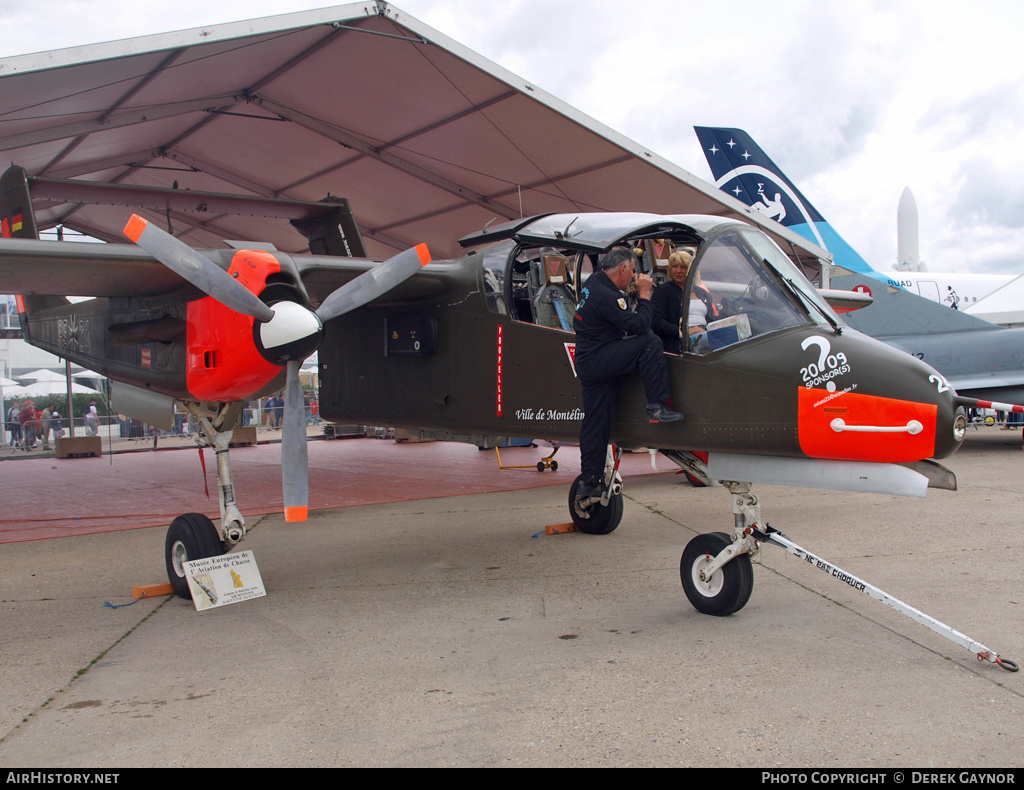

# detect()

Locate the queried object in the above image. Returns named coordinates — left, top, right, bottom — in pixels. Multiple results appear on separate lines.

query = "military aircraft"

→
left=696, top=126, right=1024, bottom=414
left=2, top=165, right=1017, bottom=670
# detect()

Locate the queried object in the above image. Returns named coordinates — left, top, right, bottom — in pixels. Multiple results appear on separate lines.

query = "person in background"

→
left=20, top=399, right=36, bottom=449
left=7, top=400, right=21, bottom=447
left=86, top=400, right=99, bottom=436
left=40, top=405, right=53, bottom=450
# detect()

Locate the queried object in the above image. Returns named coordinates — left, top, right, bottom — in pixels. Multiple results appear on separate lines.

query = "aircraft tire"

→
left=680, top=532, right=753, bottom=616
left=568, top=475, right=624, bottom=535
left=165, top=512, right=225, bottom=599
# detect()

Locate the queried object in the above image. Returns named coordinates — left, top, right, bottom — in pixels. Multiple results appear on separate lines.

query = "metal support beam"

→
left=0, top=95, right=244, bottom=153
left=253, top=95, right=521, bottom=221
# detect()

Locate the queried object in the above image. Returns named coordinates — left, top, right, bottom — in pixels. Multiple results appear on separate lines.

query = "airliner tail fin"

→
left=694, top=126, right=874, bottom=275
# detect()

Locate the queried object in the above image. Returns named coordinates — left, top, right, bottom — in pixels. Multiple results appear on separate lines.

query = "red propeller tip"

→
left=123, top=214, right=148, bottom=243
left=285, top=506, right=309, bottom=523
left=415, top=243, right=431, bottom=266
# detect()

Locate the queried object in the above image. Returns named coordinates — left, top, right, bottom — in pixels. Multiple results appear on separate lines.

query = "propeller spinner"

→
left=124, top=215, right=430, bottom=522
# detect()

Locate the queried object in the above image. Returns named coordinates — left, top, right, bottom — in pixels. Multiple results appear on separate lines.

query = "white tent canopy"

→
left=7, top=379, right=101, bottom=398
left=0, top=3, right=829, bottom=277
left=18, top=369, right=67, bottom=381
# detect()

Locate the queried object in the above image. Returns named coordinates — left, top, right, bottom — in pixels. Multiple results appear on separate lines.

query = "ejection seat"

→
left=639, top=238, right=675, bottom=286
left=532, top=253, right=575, bottom=331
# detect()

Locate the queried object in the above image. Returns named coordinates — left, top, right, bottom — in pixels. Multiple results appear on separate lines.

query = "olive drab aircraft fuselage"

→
left=15, top=184, right=1015, bottom=673
left=324, top=213, right=963, bottom=465
left=8, top=212, right=965, bottom=471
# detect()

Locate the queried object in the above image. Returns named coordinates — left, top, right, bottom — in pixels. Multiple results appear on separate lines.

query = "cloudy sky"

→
left=3, top=0, right=1024, bottom=274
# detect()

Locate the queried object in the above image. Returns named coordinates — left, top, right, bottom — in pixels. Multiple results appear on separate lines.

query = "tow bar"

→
left=752, top=524, right=1019, bottom=673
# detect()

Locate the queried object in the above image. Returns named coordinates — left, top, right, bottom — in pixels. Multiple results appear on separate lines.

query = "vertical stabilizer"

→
left=0, top=165, right=39, bottom=240
left=1, top=166, right=62, bottom=346
left=290, top=197, right=367, bottom=258
left=694, top=127, right=874, bottom=274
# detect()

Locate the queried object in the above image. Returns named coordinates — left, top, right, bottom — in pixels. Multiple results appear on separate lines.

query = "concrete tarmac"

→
left=1, top=428, right=1023, bottom=767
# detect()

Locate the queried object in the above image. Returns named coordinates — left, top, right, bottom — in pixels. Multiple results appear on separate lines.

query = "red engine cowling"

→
left=186, top=249, right=283, bottom=401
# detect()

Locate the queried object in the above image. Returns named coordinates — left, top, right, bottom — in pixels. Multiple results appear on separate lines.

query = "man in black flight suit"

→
left=573, top=246, right=682, bottom=500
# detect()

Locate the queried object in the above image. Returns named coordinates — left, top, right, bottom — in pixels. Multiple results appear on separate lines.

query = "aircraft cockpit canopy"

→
left=468, top=213, right=841, bottom=354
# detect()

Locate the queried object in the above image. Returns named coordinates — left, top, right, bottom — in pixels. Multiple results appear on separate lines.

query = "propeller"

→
left=124, top=214, right=430, bottom=522
left=124, top=215, right=275, bottom=323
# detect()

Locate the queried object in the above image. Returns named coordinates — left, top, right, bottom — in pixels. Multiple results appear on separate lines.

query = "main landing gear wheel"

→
left=680, top=532, right=754, bottom=616
left=568, top=474, right=624, bottom=535
left=165, top=513, right=225, bottom=599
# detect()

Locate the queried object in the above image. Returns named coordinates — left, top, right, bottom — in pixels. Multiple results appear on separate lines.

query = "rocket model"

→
left=896, top=187, right=922, bottom=272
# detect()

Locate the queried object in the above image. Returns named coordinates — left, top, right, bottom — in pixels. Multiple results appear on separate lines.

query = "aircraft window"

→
left=481, top=241, right=514, bottom=315
left=686, top=230, right=809, bottom=354
left=742, top=229, right=841, bottom=330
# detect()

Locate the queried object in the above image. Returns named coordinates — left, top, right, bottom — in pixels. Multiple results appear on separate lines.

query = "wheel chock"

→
left=132, top=582, right=175, bottom=599
left=545, top=522, right=578, bottom=535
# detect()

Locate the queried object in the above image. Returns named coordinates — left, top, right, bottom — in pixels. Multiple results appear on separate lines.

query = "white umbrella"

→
left=0, top=376, right=18, bottom=387
left=7, top=379, right=100, bottom=398
left=18, top=369, right=67, bottom=382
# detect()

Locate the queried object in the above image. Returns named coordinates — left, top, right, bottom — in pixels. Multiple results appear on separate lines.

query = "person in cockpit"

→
left=651, top=248, right=717, bottom=354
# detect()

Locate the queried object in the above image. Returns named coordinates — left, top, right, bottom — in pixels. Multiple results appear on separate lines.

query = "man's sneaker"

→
left=646, top=403, right=683, bottom=423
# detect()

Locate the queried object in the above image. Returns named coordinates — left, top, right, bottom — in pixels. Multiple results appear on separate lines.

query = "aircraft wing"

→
left=964, top=272, right=1024, bottom=325
left=0, top=238, right=195, bottom=298
left=0, top=237, right=454, bottom=305
left=294, top=256, right=454, bottom=306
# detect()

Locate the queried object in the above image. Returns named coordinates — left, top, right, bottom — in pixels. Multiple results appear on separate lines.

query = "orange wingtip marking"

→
left=123, top=214, right=148, bottom=242
left=415, top=243, right=431, bottom=266
left=285, top=506, right=309, bottom=523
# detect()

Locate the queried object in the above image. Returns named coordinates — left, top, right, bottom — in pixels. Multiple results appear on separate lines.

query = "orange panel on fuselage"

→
left=186, top=250, right=282, bottom=402
left=798, top=387, right=936, bottom=463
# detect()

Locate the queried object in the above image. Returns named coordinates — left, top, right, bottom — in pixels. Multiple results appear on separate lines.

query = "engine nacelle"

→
left=186, top=249, right=283, bottom=401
